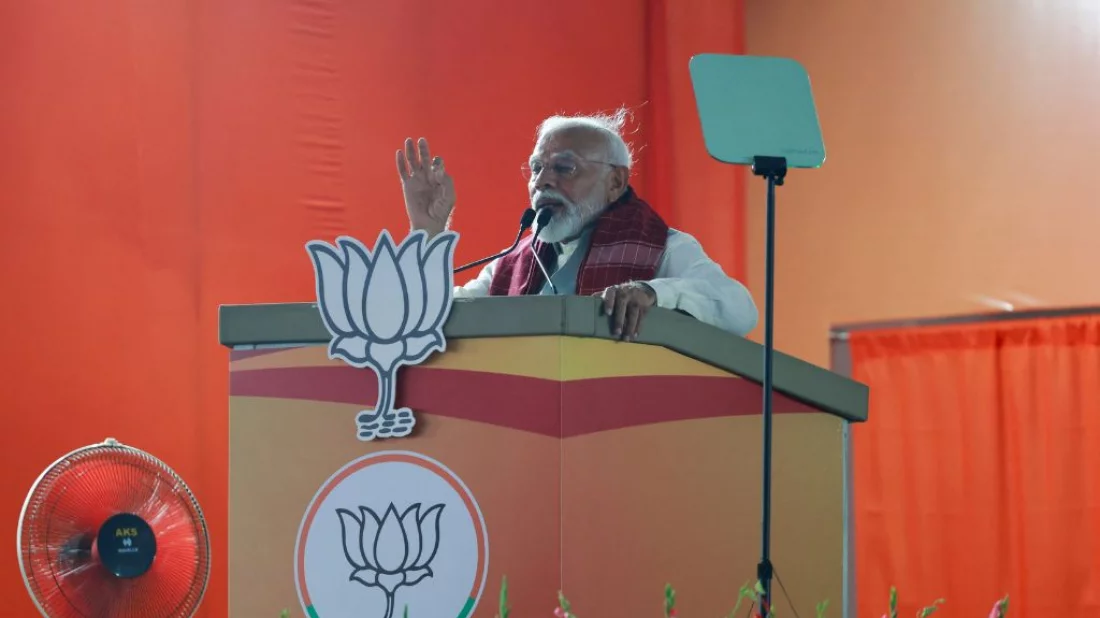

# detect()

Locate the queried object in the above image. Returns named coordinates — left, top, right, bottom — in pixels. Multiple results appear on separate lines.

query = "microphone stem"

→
left=454, top=226, right=527, bottom=274
left=530, top=242, right=557, bottom=294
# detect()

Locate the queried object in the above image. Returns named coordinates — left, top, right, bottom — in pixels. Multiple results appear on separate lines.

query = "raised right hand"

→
left=396, top=137, right=455, bottom=237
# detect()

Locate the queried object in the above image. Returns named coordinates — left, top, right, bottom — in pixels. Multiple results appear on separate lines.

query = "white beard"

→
left=532, top=189, right=606, bottom=244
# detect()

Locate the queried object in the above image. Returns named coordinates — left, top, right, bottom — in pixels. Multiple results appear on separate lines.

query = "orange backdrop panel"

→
left=850, top=315, right=1100, bottom=617
left=0, top=2, right=745, bottom=616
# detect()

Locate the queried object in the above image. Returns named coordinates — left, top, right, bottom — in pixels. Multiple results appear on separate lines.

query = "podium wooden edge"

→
left=218, top=297, right=868, bottom=423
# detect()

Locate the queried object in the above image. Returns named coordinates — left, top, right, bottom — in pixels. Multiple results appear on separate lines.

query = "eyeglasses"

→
left=521, top=153, right=616, bottom=181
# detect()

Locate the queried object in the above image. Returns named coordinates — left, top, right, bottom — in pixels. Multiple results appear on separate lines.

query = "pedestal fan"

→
left=17, top=438, right=211, bottom=618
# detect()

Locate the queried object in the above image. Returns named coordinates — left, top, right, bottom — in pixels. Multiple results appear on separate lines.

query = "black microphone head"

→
left=520, top=208, right=537, bottom=229
left=535, top=207, right=554, bottom=229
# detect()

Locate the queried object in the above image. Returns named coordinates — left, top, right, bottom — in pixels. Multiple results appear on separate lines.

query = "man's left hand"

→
left=595, top=282, right=657, bottom=341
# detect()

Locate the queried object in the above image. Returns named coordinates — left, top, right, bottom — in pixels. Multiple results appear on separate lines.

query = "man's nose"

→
left=531, top=168, right=557, bottom=191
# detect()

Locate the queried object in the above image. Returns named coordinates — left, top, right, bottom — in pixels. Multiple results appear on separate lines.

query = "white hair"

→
left=536, top=108, right=635, bottom=169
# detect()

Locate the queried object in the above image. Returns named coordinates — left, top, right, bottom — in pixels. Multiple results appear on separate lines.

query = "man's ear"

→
left=607, top=166, right=630, bottom=200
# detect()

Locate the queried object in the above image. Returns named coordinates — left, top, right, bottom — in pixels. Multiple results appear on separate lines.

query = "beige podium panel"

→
left=219, top=297, right=867, bottom=618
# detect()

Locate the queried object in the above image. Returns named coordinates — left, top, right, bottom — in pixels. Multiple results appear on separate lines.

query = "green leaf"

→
left=403, top=605, right=409, bottom=618
left=816, top=599, right=830, bottom=618
left=499, top=576, right=510, bottom=618
left=664, top=583, right=677, bottom=617
left=931, top=599, right=945, bottom=614
left=726, top=582, right=756, bottom=618
left=558, top=590, right=575, bottom=618
left=917, top=598, right=944, bottom=618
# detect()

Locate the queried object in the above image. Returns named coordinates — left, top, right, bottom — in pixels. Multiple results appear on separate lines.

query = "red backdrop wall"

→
left=0, top=2, right=745, bottom=615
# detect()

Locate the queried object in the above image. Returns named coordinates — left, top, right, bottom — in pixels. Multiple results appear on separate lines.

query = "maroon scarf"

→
left=487, top=186, right=669, bottom=296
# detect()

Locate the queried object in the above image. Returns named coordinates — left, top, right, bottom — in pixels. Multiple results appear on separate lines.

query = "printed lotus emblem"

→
left=336, top=503, right=445, bottom=618
left=295, top=452, right=489, bottom=618
left=306, top=230, right=459, bottom=440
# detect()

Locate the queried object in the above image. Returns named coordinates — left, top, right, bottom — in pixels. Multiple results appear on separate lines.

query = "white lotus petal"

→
left=335, top=508, right=367, bottom=569
left=338, top=238, right=373, bottom=335
left=331, top=335, right=370, bottom=367
left=400, top=504, right=422, bottom=570
left=397, top=234, right=427, bottom=335
left=363, top=232, right=408, bottom=340
left=350, top=568, right=378, bottom=587
left=403, top=333, right=443, bottom=364
left=357, top=507, right=382, bottom=570
left=403, top=568, right=431, bottom=587
left=412, top=503, right=444, bottom=568
left=417, top=232, right=458, bottom=332
left=305, top=242, right=355, bottom=335
left=373, top=504, right=409, bottom=573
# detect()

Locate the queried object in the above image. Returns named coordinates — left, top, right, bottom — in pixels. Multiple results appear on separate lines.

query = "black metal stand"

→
left=751, top=155, right=787, bottom=617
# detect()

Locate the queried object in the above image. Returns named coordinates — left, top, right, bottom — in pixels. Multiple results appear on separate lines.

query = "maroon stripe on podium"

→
left=560, top=375, right=816, bottom=438
left=230, top=367, right=820, bottom=438
left=230, top=366, right=562, bottom=436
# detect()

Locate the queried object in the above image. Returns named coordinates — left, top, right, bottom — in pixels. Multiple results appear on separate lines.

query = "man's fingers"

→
left=404, top=138, right=418, bottom=170
left=624, top=302, right=642, bottom=340
left=396, top=149, right=410, bottom=181
left=601, top=287, right=616, bottom=316
left=612, top=293, right=629, bottom=336
left=430, top=156, right=445, bottom=180
left=417, top=138, right=432, bottom=170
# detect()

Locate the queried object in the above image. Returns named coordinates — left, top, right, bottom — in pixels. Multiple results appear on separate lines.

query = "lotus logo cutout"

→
left=336, top=503, right=444, bottom=618
left=306, top=230, right=459, bottom=441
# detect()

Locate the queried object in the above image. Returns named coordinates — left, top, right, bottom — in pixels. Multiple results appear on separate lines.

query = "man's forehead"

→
left=532, top=127, right=607, bottom=158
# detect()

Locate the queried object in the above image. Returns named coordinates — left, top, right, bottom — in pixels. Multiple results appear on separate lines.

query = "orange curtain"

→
left=850, top=314, right=1100, bottom=617
left=0, top=2, right=744, bottom=616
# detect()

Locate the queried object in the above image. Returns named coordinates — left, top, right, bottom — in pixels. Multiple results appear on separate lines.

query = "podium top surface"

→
left=218, top=296, right=867, bottom=422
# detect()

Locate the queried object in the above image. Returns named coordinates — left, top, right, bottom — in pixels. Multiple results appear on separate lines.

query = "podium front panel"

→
left=223, top=319, right=856, bottom=617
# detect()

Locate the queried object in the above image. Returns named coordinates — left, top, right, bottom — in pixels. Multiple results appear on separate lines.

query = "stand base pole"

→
left=750, top=155, right=787, bottom=617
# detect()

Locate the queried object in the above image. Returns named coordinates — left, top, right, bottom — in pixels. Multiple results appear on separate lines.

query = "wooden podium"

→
left=219, top=296, right=867, bottom=618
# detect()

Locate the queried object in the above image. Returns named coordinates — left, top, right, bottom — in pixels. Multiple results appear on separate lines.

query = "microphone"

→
left=530, top=208, right=558, bottom=294
left=534, top=207, right=553, bottom=231
left=454, top=208, right=537, bottom=274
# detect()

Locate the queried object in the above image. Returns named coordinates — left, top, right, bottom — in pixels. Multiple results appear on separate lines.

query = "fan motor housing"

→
left=96, top=513, right=158, bottom=578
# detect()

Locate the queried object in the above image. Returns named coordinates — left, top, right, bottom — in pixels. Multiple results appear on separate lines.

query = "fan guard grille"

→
left=17, top=438, right=211, bottom=618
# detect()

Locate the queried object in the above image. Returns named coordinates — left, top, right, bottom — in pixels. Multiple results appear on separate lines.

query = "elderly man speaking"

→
left=395, top=111, right=758, bottom=340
